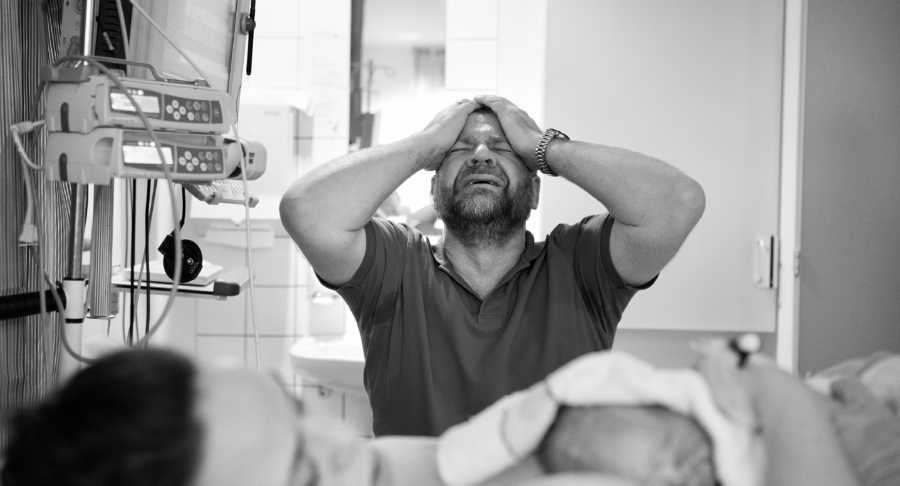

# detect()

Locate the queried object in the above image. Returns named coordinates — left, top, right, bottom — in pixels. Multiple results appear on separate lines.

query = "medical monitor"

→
left=87, top=0, right=252, bottom=101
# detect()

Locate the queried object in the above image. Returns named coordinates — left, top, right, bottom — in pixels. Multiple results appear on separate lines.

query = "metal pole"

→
left=61, top=183, right=88, bottom=377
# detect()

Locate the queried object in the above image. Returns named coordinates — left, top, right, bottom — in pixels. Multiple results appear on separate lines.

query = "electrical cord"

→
left=179, top=186, right=187, bottom=228
left=144, top=179, right=152, bottom=336
left=128, top=179, right=136, bottom=345
left=16, top=155, right=38, bottom=246
left=10, top=120, right=45, bottom=246
left=10, top=120, right=45, bottom=170
left=127, top=179, right=153, bottom=343
left=231, top=123, right=261, bottom=370
left=129, top=179, right=159, bottom=343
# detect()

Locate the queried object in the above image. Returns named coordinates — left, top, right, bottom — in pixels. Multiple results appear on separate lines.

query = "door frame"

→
left=775, top=0, right=807, bottom=372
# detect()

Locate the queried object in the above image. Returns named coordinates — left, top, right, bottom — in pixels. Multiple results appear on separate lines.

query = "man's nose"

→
left=468, top=144, right=495, bottom=166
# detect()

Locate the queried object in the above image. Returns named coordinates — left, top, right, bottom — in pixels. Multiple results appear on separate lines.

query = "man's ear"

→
left=530, top=174, right=541, bottom=209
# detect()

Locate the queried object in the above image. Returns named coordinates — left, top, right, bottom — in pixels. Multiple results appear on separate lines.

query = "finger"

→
left=449, top=99, right=479, bottom=116
left=697, top=352, right=757, bottom=428
left=690, top=338, right=738, bottom=367
left=474, top=96, right=513, bottom=114
left=437, top=99, right=473, bottom=115
left=461, top=99, right=480, bottom=111
left=475, top=94, right=512, bottom=106
left=830, top=376, right=881, bottom=410
left=691, top=337, right=773, bottom=369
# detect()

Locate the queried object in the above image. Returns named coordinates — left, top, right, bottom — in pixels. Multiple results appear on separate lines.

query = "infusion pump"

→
left=42, top=65, right=236, bottom=134
left=44, top=128, right=266, bottom=185
left=41, top=63, right=265, bottom=185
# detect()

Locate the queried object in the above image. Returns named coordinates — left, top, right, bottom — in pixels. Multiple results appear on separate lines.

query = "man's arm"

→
left=279, top=100, right=478, bottom=285
left=477, top=96, right=705, bottom=287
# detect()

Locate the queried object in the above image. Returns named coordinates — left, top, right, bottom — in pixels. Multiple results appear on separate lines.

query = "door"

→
left=541, top=0, right=784, bottom=332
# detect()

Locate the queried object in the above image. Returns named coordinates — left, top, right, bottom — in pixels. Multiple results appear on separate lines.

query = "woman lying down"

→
left=2, top=343, right=898, bottom=486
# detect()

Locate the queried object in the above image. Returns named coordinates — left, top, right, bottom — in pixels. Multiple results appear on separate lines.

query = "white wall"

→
left=797, top=0, right=900, bottom=373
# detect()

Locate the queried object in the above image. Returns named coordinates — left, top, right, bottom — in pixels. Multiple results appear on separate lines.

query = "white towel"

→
left=437, top=350, right=765, bottom=486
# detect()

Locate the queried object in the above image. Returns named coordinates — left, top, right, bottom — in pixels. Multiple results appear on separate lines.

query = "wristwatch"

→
left=534, top=128, right=569, bottom=176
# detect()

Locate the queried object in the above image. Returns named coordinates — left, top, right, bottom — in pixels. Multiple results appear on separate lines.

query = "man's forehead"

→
left=458, top=111, right=508, bottom=143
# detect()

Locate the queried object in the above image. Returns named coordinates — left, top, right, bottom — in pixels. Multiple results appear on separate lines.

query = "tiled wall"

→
left=445, top=0, right=547, bottom=115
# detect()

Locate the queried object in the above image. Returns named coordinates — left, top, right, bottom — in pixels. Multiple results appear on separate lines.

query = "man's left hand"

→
left=475, top=95, right=543, bottom=170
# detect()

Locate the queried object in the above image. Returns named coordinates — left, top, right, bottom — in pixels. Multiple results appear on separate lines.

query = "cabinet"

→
left=542, top=0, right=785, bottom=332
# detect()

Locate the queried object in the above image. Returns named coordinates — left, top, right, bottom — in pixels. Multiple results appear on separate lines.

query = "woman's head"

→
left=2, top=348, right=381, bottom=486
left=2, top=348, right=203, bottom=486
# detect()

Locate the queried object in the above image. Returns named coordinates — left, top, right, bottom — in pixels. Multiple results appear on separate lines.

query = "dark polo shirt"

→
left=326, top=214, right=650, bottom=436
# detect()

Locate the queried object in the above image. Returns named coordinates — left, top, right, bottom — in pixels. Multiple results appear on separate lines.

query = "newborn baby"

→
left=538, top=405, right=716, bottom=486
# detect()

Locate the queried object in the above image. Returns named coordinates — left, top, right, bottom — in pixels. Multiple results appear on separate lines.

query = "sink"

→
left=290, top=336, right=365, bottom=395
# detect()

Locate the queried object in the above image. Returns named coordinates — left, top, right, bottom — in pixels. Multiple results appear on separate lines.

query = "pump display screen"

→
left=110, top=91, right=161, bottom=114
left=122, top=144, right=174, bottom=166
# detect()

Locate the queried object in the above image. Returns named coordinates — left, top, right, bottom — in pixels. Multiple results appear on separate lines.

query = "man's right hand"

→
left=416, top=99, right=479, bottom=171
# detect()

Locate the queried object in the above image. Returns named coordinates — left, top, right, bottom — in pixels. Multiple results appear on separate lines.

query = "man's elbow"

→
left=672, top=178, right=706, bottom=229
left=279, top=191, right=311, bottom=240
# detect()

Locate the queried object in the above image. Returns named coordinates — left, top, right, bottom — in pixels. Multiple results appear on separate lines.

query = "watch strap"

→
left=534, top=128, right=569, bottom=176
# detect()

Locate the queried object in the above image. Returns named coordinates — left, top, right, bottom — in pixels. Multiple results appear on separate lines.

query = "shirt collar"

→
left=431, top=231, right=543, bottom=272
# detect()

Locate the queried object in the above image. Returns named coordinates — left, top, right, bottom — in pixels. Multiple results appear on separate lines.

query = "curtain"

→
left=0, top=0, right=67, bottom=446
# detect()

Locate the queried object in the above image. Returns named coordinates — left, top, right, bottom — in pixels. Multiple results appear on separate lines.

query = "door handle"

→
left=753, top=236, right=776, bottom=289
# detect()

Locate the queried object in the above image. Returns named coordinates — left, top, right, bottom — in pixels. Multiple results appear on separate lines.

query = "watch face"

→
left=551, top=128, right=570, bottom=140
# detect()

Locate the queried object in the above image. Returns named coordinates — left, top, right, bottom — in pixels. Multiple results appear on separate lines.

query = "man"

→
left=279, top=95, right=706, bottom=435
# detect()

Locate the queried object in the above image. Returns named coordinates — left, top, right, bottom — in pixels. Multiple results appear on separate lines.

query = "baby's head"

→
left=538, top=405, right=716, bottom=486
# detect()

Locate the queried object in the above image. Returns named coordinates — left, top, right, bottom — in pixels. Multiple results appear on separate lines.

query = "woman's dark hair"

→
left=2, top=348, right=204, bottom=486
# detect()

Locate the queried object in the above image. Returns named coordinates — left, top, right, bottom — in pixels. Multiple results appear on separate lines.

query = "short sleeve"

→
left=316, top=218, right=415, bottom=332
left=566, top=214, right=656, bottom=335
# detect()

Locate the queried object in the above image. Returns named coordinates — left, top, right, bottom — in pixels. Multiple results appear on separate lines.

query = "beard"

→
left=433, top=169, right=534, bottom=247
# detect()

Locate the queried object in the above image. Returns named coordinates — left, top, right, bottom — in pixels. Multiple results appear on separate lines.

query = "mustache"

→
left=454, top=165, right=508, bottom=187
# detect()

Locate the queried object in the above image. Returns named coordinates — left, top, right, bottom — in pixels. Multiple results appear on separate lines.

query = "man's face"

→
left=192, top=368, right=381, bottom=486
left=431, top=110, right=539, bottom=244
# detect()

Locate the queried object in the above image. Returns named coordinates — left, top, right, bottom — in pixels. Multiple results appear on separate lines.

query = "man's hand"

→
left=475, top=95, right=544, bottom=170
left=418, top=99, right=480, bottom=171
